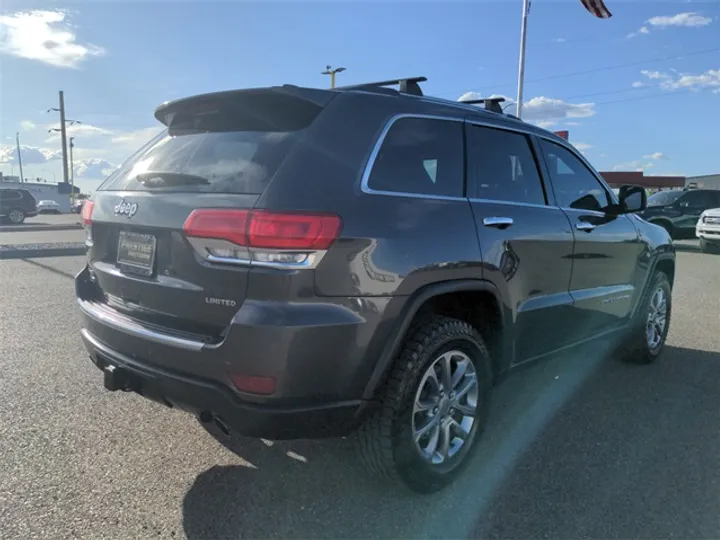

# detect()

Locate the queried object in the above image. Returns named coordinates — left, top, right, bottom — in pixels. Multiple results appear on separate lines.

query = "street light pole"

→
left=515, top=0, right=530, bottom=119
left=321, top=65, right=346, bottom=88
left=15, top=132, right=24, bottom=183
left=69, top=137, right=75, bottom=202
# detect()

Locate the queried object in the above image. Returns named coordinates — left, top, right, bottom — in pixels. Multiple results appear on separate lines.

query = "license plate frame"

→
left=117, top=231, right=157, bottom=277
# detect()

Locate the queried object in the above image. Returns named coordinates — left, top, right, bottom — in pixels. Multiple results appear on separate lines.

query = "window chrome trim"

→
left=78, top=299, right=205, bottom=351
left=467, top=198, right=556, bottom=210
left=536, top=133, right=619, bottom=205
left=360, top=113, right=466, bottom=201
left=465, top=118, right=538, bottom=136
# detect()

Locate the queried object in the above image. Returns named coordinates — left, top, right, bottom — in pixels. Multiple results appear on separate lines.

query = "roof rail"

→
left=458, top=97, right=506, bottom=115
left=336, top=76, right=427, bottom=96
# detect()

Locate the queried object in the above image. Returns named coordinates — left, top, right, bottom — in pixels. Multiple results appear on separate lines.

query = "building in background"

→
left=685, top=174, right=720, bottom=190
left=0, top=174, right=80, bottom=213
left=599, top=171, right=685, bottom=193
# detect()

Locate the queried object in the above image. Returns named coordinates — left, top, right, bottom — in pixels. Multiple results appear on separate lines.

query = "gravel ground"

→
left=0, top=252, right=719, bottom=539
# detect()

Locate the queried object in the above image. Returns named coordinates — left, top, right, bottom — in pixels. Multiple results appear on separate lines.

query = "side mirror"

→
left=617, top=185, right=647, bottom=214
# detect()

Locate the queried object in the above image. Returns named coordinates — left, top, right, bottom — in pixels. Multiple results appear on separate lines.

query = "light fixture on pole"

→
left=321, top=65, right=346, bottom=89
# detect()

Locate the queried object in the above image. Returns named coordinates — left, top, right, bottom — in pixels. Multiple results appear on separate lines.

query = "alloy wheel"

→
left=411, top=350, right=479, bottom=465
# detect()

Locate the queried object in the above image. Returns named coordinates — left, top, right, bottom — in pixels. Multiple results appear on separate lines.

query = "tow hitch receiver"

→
left=103, top=365, right=137, bottom=392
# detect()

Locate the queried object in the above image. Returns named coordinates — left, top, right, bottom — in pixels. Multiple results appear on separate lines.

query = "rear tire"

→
left=357, top=315, right=493, bottom=493
left=618, top=271, right=671, bottom=364
left=8, top=208, right=25, bottom=224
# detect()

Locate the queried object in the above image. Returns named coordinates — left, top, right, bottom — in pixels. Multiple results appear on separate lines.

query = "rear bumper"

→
left=75, top=265, right=398, bottom=439
left=81, top=328, right=364, bottom=439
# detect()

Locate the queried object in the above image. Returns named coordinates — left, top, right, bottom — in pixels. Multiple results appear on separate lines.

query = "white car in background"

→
left=37, top=200, right=61, bottom=214
left=696, top=208, right=720, bottom=253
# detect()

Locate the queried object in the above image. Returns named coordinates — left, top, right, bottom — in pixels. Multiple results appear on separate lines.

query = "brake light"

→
left=182, top=209, right=249, bottom=246
left=81, top=200, right=95, bottom=225
left=182, top=209, right=342, bottom=250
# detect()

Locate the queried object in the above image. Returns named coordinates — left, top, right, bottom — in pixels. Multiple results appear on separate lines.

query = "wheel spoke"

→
left=424, top=423, right=441, bottom=457
left=414, top=397, right=437, bottom=414
left=453, top=401, right=476, bottom=417
left=438, top=421, right=452, bottom=461
left=450, top=418, right=470, bottom=441
left=451, top=357, right=468, bottom=388
left=439, top=353, right=453, bottom=392
left=454, top=374, right=477, bottom=401
left=414, top=415, right=440, bottom=442
left=424, top=366, right=440, bottom=394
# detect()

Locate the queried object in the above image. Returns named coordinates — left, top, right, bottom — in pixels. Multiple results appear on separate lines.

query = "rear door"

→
left=85, top=89, right=329, bottom=338
left=537, top=138, right=642, bottom=338
left=465, top=122, right=575, bottom=363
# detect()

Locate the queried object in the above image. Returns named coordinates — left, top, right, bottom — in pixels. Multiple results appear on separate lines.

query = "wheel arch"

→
left=361, top=279, right=510, bottom=401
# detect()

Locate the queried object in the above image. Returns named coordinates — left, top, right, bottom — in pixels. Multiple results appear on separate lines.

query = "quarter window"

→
left=540, top=140, right=611, bottom=212
left=466, top=125, right=546, bottom=205
left=367, top=118, right=464, bottom=198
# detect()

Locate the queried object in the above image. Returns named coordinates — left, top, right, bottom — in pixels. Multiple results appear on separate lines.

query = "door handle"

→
left=483, top=217, right=514, bottom=228
left=576, top=222, right=596, bottom=231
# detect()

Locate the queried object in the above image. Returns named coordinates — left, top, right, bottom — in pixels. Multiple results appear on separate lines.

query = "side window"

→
left=678, top=191, right=712, bottom=209
left=539, top=140, right=611, bottom=212
left=367, top=117, right=463, bottom=198
left=466, top=125, right=546, bottom=205
left=1, top=190, right=21, bottom=201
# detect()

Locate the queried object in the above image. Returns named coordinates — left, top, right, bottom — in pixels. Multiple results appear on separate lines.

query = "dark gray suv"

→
left=76, top=78, right=675, bottom=493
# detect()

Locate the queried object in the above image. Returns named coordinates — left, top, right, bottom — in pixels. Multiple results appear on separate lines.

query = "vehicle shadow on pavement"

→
left=182, top=344, right=720, bottom=540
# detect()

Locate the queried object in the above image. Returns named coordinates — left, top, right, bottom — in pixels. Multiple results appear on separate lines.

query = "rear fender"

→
left=360, top=279, right=510, bottom=401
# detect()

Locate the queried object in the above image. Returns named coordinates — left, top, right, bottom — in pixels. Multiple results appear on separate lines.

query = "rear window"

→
left=98, top=129, right=301, bottom=194
left=99, top=91, right=322, bottom=194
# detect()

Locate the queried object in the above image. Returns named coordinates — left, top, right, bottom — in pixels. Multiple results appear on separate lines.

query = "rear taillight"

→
left=81, top=200, right=95, bottom=247
left=182, top=209, right=342, bottom=268
left=81, top=200, right=95, bottom=225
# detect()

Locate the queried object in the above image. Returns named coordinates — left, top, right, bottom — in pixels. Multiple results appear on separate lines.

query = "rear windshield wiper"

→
left=135, top=172, right=210, bottom=188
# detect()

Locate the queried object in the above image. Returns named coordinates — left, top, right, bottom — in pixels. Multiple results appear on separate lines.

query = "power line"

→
left=437, top=46, right=720, bottom=98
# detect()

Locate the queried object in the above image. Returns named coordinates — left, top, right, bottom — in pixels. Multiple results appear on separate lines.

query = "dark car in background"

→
left=639, top=188, right=720, bottom=239
left=75, top=78, right=675, bottom=493
left=0, top=189, right=38, bottom=224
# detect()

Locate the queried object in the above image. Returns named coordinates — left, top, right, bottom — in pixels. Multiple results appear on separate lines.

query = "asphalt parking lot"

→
left=1, top=249, right=719, bottom=540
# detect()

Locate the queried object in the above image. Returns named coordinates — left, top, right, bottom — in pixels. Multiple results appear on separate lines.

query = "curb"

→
left=0, top=243, right=85, bottom=260
left=0, top=223, right=82, bottom=233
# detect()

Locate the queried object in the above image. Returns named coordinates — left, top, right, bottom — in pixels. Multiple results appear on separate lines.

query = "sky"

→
left=0, top=0, right=718, bottom=193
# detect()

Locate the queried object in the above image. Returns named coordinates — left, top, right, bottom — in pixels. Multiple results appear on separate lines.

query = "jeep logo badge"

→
left=114, top=200, right=138, bottom=218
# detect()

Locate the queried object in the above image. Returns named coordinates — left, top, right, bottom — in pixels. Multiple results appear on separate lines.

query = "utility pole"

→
left=58, top=91, right=69, bottom=184
left=322, top=65, right=346, bottom=88
left=15, top=132, right=24, bottom=183
left=69, top=137, right=75, bottom=202
left=47, top=91, right=73, bottom=185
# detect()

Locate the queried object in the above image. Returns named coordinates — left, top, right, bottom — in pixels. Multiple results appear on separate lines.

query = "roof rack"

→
left=457, top=97, right=506, bottom=115
left=335, top=76, right=427, bottom=96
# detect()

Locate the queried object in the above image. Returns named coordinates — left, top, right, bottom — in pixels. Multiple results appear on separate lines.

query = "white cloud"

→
left=647, top=12, right=712, bottom=27
left=20, top=120, right=36, bottom=131
left=74, top=158, right=117, bottom=179
left=45, top=122, right=113, bottom=142
left=565, top=121, right=581, bottom=126
left=627, top=11, right=711, bottom=38
left=631, top=81, right=648, bottom=88
left=0, top=10, right=105, bottom=68
left=0, top=144, right=61, bottom=164
left=639, top=67, right=720, bottom=92
left=553, top=37, right=567, bottom=43
left=643, top=152, right=667, bottom=160
left=612, top=160, right=655, bottom=172
left=456, top=93, right=596, bottom=128
left=574, top=143, right=592, bottom=152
